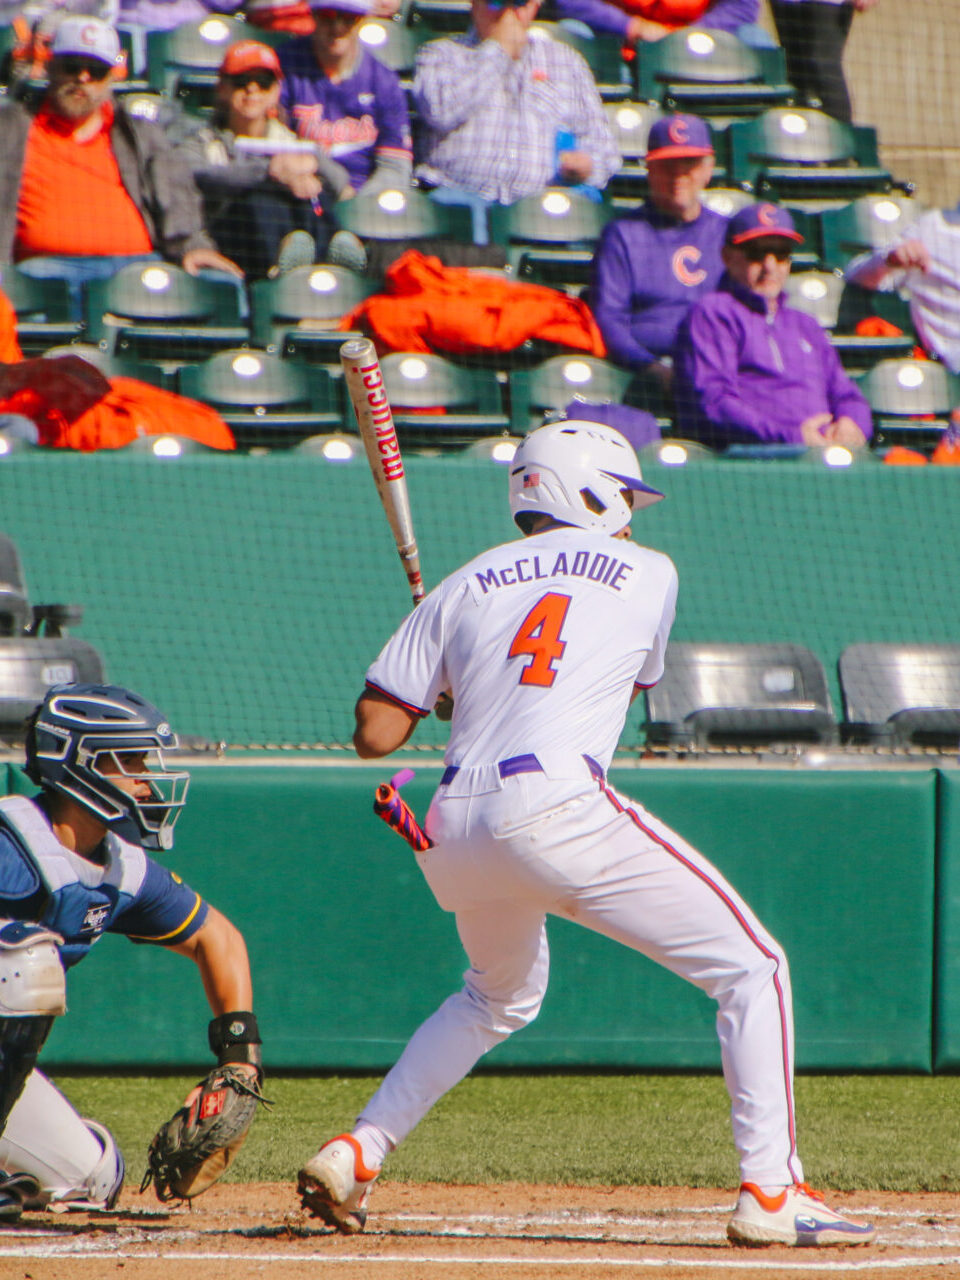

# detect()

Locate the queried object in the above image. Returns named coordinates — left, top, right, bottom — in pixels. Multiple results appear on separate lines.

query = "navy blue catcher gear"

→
left=23, top=685, right=189, bottom=851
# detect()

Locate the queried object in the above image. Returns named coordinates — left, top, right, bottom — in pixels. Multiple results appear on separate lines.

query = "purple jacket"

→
left=589, top=201, right=728, bottom=367
left=673, top=273, right=874, bottom=446
left=551, top=0, right=758, bottom=42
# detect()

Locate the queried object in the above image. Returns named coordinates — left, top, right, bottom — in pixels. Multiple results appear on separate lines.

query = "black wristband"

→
left=208, top=1012, right=263, bottom=1069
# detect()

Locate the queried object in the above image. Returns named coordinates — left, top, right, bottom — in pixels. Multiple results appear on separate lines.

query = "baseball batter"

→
left=0, top=683, right=263, bottom=1219
left=298, top=421, right=876, bottom=1248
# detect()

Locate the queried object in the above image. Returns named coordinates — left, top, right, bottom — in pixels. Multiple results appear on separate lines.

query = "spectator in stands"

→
left=768, top=0, right=879, bottom=124
left=844, top=205, right=960, bottom=375
left=117, top=0, right=241, bottom=28
left=549, top=0, right=772, bottom=51
left=278, top=0, right=413, bottom=201
left=412, top=0, right=620, bottom=243
left=176, top=40, right=353, bottom=276
left=245, top=0, right=399, bottom=35
left=0, top=17, right=243, bottom=320
left=589, top=113, right=726, bottom=395
left=673, top=203, right=873, bottom=448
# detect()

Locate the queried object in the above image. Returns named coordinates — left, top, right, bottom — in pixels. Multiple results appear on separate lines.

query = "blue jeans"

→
left=16, top=253, right=160, bottom=322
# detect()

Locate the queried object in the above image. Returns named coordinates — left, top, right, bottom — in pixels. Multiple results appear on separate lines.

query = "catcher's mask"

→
left=24, top=683, right=190, bottom=851
left=509, top=420, right=663, bottom=537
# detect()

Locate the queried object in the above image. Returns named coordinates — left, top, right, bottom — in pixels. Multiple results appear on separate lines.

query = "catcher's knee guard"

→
left=0, top=1070, right=124, bottom=1209
left=0, top=922, right=65, bottom=1133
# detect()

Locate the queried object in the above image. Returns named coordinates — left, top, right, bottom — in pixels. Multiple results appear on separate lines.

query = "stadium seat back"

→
left=634, top=28, right=793, bottom=116
left=644, top=642, right=837, bottom=749
left=839, top=643, right=960, bottom=747
left=249, top=266, right=375, bottom=350
left=334, top=187, right=473, bottom=241
left=510, top=356, right=633, bottom=432
left=728, top=109, right=891, bottom=201
left=379, top=353, right=509, bottom=446
left=0, top=264, right=81, bottom=353
left=820, top=194, right=925, bottom=271
left=147, top=15, right=248, bottom=95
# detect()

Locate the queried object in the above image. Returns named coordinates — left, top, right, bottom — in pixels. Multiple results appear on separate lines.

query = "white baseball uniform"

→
left=360, top=525, right=802, bottom=1187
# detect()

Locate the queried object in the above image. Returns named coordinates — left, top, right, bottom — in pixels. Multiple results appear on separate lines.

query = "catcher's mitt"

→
left=140, top=1065, right=268, bottom=1202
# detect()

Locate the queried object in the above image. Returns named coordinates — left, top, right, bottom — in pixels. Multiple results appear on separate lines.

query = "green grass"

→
left=53, top=1071, right=960, bottom=1194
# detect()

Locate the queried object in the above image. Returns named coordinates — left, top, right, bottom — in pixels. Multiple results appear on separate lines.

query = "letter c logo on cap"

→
left=668, top=118, right=690, bottom=145
left=758, top=203, right=779, bottom=227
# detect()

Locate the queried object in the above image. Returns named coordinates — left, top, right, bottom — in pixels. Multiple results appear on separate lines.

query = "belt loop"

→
left=440, top=765, right=460, bottom=786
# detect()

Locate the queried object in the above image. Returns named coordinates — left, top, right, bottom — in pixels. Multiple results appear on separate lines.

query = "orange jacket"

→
left=339, top=250, right=607, bottom=357
left=614, top=0, right=711, bottom=25
left=0, top=287, right=235, bottom=451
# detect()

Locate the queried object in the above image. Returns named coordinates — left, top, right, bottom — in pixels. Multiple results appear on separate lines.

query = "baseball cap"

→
left=219, top=40, right=283, bottom=78
left=725, top=202, right=805, bottom=246
left=646, top=113, right=714, bottom=161
left=309, top=0, right=373, bottom=14
left=50, top=16, right=123, bottom=67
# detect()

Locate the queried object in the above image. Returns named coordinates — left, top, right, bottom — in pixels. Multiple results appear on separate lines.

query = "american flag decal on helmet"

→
left=523, top=472, right=540, bottom=488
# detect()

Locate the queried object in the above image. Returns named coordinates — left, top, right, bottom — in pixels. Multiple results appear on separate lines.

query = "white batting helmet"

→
left=509, top=420, right=663, bottom=536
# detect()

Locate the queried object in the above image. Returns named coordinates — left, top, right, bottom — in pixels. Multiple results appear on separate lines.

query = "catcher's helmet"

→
left=23, top=684, right=189, bottom=851
left=509, top=420, right=663, bottom=537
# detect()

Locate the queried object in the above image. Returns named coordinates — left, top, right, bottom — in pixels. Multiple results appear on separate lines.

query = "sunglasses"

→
left=224, top=70, right=277, bottom=89
left=54, top=56, right=112, bottom=80
left=740, top=241, right=792, bottom=263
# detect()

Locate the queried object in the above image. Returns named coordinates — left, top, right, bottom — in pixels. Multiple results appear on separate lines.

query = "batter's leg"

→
left=358, top=902, right=549, bottom=1146
left=556, top=785, right=801, bottom=1187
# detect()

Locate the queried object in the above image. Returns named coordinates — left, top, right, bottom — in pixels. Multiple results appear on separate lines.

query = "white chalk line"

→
left=2, top=1249, right=960, bottom=1271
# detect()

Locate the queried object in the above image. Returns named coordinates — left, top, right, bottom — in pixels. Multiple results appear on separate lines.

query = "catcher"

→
left=0, top=682, right=266, bottom=1221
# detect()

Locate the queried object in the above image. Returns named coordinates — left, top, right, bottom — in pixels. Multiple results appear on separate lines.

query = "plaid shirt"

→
left=412, top=30, right=620, bottom=205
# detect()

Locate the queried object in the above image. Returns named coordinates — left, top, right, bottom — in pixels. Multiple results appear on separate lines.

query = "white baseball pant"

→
left=359, top=769, right=802, bottom=1187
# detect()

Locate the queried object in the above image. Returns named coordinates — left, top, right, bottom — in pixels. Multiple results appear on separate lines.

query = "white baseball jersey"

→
left=365, top=526, right=678, bottom=773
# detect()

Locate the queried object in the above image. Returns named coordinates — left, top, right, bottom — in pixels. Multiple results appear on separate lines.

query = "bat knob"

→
left=434, top=693, right=454, bottom=722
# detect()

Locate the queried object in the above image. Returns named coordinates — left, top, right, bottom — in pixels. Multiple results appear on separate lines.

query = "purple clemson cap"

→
left=725, top=202, right=805, bottom=245
left=309, top=0, right=373, bottom=13
left=645, top=113, right=714, bottom=161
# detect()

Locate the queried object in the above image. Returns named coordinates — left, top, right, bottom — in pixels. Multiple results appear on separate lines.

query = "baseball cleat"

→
left=0, top=1172, right=43, bottom=1224
left=297, top=1134, right=379, bottom=1234
left=727, top=1182, right=876, bottom=1247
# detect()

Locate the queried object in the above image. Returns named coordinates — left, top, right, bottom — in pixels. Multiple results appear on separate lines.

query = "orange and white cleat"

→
left=297, top=1134, right=380, bottom=1234
left=727, top=1182, right=876, bottom=1247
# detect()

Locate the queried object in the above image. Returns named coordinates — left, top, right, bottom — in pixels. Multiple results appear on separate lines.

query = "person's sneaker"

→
left=326, top=230, right=367, bottom=274
left=297, top=1134, right=379, bottom=1234
left=0, top=1172, right=43, bottom=1224
left=727, top=1182, right=876, bottom=1247
left=269, top=230, right=316, bottom=278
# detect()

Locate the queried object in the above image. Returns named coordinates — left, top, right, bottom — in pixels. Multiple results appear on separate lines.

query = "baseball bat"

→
left=340, top=337, right=425, bottom=606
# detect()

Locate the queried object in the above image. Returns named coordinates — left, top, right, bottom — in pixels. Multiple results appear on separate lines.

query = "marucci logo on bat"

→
left=358, top=360, right=404, bottom=481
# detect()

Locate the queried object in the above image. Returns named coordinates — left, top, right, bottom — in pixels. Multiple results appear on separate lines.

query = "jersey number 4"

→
left=507, top=592, right=571, bottom=687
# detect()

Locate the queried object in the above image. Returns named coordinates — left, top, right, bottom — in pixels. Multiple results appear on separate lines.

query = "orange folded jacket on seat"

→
left=338, top=250, right=608, bottom=358
left=0, top=287, right=235, bottom=451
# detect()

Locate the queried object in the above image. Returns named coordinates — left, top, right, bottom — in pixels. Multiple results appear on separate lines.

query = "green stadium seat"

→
left=83, top=262, right=249, bottom=367
left=727, top=109, right=897, bottom=205
left=249, top=265, right=375, bottom=361
left=529, top=22, right=631, bottom=101
left=783, top=273, right=916, bottom=372
left=856, top=357, right=960, bottom=451
left=0, top=264, right=82, bottom=354
left=488, top=190, right=612, bottom=291
left=357, top=16, right=430, bottom=84
left=839, top=643, right=960, bottom=749
left=700, top=186, right=755, bottom=218
left=633, top=28, right=794, bottom=118
left=379, top=352, right=510, bottom=447
left=178, top=349, right=345, bottom=447
left=146, top=15, right=249, bottom=106
left=604, top=102, right=667, bottom=207
left=40, top=342, right=171, bottom=389
left=508, top=355, right=635, bottom=434
left=333, top=187, right=474, bottom=243
left=644, top=642, right=838, bottom=750
left=820, top=194, right=925, bottom=272
left=408, top=0, right=471, bottom=33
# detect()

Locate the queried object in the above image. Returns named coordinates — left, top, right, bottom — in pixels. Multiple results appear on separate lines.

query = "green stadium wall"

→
left=2, top=762, right=938, bottom=1074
